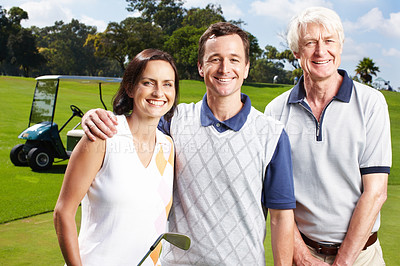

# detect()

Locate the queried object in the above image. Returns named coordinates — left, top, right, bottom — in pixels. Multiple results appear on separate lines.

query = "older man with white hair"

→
left=265, top=6, right=391, bottom=266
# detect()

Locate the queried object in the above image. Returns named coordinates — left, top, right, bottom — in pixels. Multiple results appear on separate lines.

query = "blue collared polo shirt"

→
left=200, top=93, right=251, bottom=133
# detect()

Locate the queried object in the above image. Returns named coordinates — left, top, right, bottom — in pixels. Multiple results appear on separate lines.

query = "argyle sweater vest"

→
left=161, top=101, right=287, bottom=265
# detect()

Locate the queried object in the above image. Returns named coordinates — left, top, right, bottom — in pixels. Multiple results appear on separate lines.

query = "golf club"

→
left=137, top=233, right=191, bottom=266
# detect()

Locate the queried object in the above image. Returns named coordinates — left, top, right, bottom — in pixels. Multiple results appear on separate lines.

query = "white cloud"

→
left=250, top=0, right=333, bottom=22
left=183, top=0, right=243, bottom=19
left=80, top=15, right=108, bottom=32
left=16, top=0, right=117, bottom=31
left=221, top=3, right=243, bottom=19
left=339, top=37, right=400, bottom=86
left=343, top=8, right=400, bottom=38
left=341, top=37, right=383, bottom=68
left=345, top=0, right=376, bottom=2
left=383, top=48, right=400, bottom=58
left=183, top=0, right=208, bottom=8
left=19, top=0, right=74, bottom=28
left=341, top=37, right=367, bottom=62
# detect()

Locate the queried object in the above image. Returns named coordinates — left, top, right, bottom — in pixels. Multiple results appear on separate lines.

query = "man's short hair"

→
left=198, top=22, right=250, bottom=66
left=287, top=7, right=345, bottom=54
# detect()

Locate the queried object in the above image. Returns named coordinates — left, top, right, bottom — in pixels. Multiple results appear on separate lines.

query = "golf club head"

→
left=137, top=233, right=191, bottom=266
left=162, top=233, right=191, bottom=250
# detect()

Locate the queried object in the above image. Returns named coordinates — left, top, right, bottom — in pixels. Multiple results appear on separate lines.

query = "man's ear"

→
left=244, top=62, right=250, bottom=79
left=197, top=62, right=204, bottom=77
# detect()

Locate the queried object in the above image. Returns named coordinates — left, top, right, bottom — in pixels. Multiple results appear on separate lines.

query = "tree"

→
left=248, top=58, right=291, bottom=84
left=86, top=22, right=127, bottom=72
left=264, top=45, right=299, bottom=69
left=153, top=0, right=185, bottom=35
left=247, top=32, right=262, bottom=72
left=0, top=6, right=10, bottom=62
left=126, top=0, right=185, bottom=35
left=0, top=6, right=46, bottom=76
left=355, top=57, right=380, bottom=84
left=34, top=19, right=105, bottom=76
left=123, top=17, right=165, bottom=60
left=164, top=25, right=205, bottom=79
left=254, top=44, right=300, bottom=84
left=7, top=6, right=28, bottom=30
left=292, top=68, right=303, bottom=83
left=126, top=0, right=159, bottom=21
left=264, top=45, right=278, bottom=59
left=278, top=49, right=299, bottom=69
left=7, top=28, right=45, bottom=76
left=182, top=4, right=224, bottom=28
left=87, top=17, right=164, bottom=72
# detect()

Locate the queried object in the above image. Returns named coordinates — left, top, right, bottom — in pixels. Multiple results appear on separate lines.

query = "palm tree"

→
left=355, top=57, right=380, bottom=84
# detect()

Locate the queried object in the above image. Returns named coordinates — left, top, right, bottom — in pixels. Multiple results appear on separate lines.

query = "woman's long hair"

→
left=113, top=49, right=179, bottom=121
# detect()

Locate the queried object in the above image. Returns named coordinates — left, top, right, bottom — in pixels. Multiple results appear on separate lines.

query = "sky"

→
left=3, top=0, right=400, bottom=89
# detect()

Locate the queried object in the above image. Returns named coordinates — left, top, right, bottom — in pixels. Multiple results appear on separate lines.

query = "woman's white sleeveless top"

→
left=78, top=115, right=174, bottom=266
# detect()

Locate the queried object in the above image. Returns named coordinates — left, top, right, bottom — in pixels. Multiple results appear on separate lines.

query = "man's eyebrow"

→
left=303, top=33, right=336, bottom=40
left=207, top=52, right=242, bottom=58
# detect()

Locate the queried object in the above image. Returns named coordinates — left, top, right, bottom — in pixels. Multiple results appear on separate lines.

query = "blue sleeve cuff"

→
left=360, top=166, right=390, bottom=175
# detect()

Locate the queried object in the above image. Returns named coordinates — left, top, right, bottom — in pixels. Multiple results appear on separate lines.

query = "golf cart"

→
left=10, top=75, right=121, bottom=171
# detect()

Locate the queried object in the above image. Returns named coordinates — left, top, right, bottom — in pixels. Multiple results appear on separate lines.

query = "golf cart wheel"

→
left=10, top=144, right=28, bottom=166
left=27, top=147, right=54, bottom=171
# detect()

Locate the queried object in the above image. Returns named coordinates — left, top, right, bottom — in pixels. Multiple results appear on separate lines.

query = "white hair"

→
left=287, top=7, right=345, bottom=53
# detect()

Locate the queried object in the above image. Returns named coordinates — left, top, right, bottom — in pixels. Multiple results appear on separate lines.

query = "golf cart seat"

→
left=66, top=129, right=85, bottom=153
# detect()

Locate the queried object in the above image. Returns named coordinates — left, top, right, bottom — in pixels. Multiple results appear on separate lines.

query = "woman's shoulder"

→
left=114, top=115, right=131, bottom=135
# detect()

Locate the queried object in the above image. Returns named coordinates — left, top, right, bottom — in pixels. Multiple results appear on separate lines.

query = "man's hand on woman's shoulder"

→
left=81, top=108, right=118, bottom=141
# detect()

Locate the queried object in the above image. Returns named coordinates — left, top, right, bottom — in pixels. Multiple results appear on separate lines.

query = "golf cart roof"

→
left=35, top=75, right=122, bottom=83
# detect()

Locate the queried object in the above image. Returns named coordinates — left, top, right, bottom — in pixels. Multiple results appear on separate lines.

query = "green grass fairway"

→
left=0, top=76, right=399, bottom=264
left=1, top=186, right=399, bottom=265
left=0, top=76, right=120, bottom=224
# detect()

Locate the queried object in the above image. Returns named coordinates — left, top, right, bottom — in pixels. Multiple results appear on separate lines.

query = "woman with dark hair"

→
left=54, top=49, right=179, bottom=266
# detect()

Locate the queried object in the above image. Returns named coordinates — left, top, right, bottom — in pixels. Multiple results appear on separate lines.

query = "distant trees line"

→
left=0, top=0, right=380, bottom=86
left=0, top=1, right=301, bottom=84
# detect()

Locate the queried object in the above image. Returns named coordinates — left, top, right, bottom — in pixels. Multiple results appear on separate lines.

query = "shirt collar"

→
left=200, top=93, right=251, bottom=132
left=288, top=69, right=353, bottom=104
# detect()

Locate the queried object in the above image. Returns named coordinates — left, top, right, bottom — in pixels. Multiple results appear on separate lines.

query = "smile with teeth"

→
left=147, top=99, right=166, bottom=106
left=313, top=60, right=331, bottom=64
left=215, top=77, right=234, bottom=82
